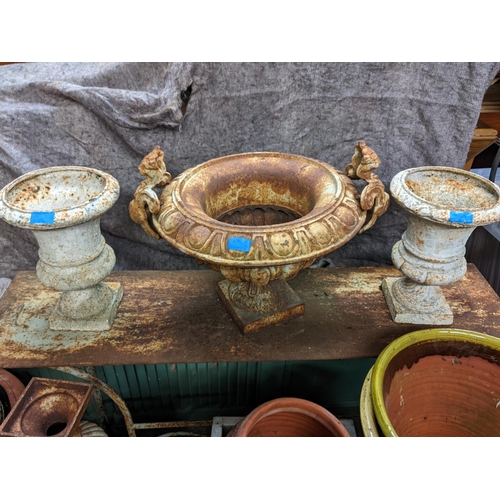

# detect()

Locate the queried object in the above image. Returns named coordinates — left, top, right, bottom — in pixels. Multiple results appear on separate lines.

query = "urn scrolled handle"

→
left=129, top=146, right=172, bottom=239
left=345, top=141, right=390, bottom=234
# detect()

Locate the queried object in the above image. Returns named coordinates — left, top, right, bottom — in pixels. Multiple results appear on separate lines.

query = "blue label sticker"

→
left=228, top=237, right=252, bottom=252
left=30, top=212, right=55, bottom=224
left=449, top=211, right=473, bottom=224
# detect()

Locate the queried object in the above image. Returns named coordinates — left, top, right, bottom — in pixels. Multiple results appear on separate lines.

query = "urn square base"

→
left=49, top=282, right=123, bottom=332
left=216, top=279, right=305, bottom=334
left=382, top=277, right=453, bottom=325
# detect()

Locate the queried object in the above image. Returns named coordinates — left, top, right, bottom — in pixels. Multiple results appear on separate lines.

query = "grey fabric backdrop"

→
left=1, top=62, right=499, bottom=281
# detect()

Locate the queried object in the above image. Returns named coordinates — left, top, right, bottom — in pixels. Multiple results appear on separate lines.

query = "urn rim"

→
left=390, top=166, right=500, bottom=227
left=0, top=166, right=120, bottom=230
left=154, top=151, right=367, bottom=267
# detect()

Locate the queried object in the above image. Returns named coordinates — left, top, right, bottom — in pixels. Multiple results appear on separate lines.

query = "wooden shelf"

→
left=479, top=112, right=500, bottom=135
left=0, top=265, right=499, bottom=368
left=481, top=81, right=500, bottom=113
left=465, top=117, right=499, bottom=170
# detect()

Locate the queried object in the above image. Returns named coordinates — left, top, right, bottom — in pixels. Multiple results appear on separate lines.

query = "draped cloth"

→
left=1, top=62, right=498, bottom=283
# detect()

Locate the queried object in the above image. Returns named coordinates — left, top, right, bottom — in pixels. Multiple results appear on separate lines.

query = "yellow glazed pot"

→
left=365, top=328, right=500, bottom=437
left=359, top=367, right=379, bottom=437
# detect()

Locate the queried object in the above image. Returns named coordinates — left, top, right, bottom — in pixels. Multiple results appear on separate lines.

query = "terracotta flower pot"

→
left=369, top=329, right=500, bottom=437
left=0, top=369, right=25, bottom=409
left=0, top=369, right=25, bottom=424
left=229, top=397, right=350, bottom=437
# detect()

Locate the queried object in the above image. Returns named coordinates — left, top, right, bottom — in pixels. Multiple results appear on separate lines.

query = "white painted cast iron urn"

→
left=130, top=142, right=389, bottom=333
left=382, top=166, right=500, bottom=325
left=0, top=167, right=123, bottom=331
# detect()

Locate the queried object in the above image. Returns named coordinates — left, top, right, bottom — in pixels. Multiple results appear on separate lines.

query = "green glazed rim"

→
left=370, top=328, right=500, bottom=437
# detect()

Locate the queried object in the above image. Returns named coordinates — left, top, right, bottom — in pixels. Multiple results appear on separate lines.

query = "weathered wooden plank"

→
left=0, top=265, right=499, bottom=368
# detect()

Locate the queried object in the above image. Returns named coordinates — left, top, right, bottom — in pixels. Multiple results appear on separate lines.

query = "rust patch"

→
left=1, top=266, right=500, bottom=368
left=406, top=171, right=498, bottom=211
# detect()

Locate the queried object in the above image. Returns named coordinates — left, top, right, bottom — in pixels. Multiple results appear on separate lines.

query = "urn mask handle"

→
left=345, top=141, right=390, bottom=234
left=129, top=146, right=172, bottom=239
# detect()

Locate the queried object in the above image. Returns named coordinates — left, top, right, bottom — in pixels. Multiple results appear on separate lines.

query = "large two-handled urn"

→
left=130, top=142, right=389, bottom=333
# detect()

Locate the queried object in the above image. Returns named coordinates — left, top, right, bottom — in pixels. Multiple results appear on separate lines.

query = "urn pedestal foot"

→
left=49, top=282, right=123, bottom=332
left=216, top=279, right=304, bottom=334
left=382, top=277, right=453, bottom=325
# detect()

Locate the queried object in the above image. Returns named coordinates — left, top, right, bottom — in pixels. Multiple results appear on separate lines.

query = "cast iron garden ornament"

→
left=0, top=166, right=122, bottom=331
left=130, top=142, right=389, bottom=333
left=382, top=166, right=500, bottom=324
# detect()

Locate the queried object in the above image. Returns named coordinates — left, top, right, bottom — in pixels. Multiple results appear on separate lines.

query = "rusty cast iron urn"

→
left=130, top=142, right=389, bottom=333
left=0, top=166, right=123, bottom=331
left=382, top=167, right=500, bottom=325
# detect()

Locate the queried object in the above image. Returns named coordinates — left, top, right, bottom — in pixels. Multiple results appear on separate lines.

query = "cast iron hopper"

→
left=0, top=377, right=93, bottom=437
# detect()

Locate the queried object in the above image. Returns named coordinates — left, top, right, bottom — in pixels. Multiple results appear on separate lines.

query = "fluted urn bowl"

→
left=130, top=142, right=389, bottom=333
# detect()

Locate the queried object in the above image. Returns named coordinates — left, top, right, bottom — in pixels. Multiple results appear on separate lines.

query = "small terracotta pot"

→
left=370, top=329, right=500, bottom=437
left=0, top=369, right=25, bottom=408
left=229, top=397, right=350, bottom=437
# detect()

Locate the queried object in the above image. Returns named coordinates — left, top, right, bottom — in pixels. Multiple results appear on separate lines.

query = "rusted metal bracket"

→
left=53, top=366, right=212, bottom=437
left=54, top=366, right=137, bottom=436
